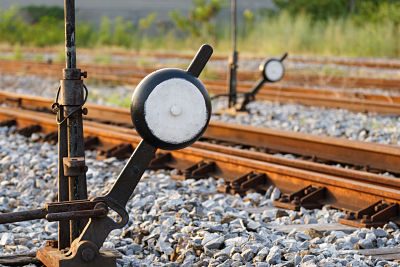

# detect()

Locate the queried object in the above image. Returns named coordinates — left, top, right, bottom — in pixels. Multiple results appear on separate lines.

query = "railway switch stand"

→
left=213, top=0, right=287, bottom=113
left=213, top=53, right=287, bottom=113
left=0, top=0, right=213, bottom=266
left=238, top=53, right=288, bottom=111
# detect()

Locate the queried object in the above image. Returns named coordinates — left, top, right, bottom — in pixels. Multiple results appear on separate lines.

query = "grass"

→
left=236, top=12, right=400, bottom=58
left=0, top=6, right=399, bottom=58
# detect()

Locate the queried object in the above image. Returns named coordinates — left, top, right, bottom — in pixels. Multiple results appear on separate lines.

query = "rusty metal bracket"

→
left=0, top=252, right=40, bottom=266
left=0, top=119, right=16, bottom=127
left=339, top=201, right=400, bottom=228
left=218, top=172, right=268, bottom=194
left=63, top=157, right=88, bottom=177
left=98, top=143, right=133, bottom=159
left=42, top=131, right=59, bottom=143
left=149, top=152, right=173, bottom=170
left=17, top=124, right=41, bottom=137
left=4, top=96, right=22, bottom=108
left=37, top=241, right=120, bottom=267
left=173, top=160, right=216, bottom=180
left=274, top=185, right=325, bottom=211
left=84, top=136, right=100, bottom=150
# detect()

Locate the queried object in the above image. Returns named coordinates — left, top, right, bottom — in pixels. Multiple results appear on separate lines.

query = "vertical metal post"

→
left=62, top=0, right=88, bottom=244
left=228, top=0, right=238, bottom=108
left=65, top=0, right=76, bottom=69
left=57, top=105, right=69, bottom=250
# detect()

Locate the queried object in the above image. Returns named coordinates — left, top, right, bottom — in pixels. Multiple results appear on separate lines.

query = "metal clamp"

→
left=63, top=157, right=88, bottom=176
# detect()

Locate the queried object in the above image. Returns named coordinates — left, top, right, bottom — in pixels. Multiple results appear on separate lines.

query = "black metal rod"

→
left=280, top=52, right=288, bottom=62
left=64, top=0, right=76, bottom=69
left=0, top=209, right=47, bottom=224
left=239, top=79, right=265, bottom=111
left=187, top=44, right=213, bottom=78
left=106, top=140, right=157, bottom=208
left=231, top=0, right=237, bottom=53
left=228, top=0, right=238, bottom=108
left=249, top=79, right=266, bottom=96
left=46, top=208, right=107, bottom=222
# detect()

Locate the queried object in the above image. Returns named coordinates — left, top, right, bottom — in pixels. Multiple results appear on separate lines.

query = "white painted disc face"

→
left=144, top=78, right=208, bottom=144
left=264, top=60, right=284, bottom=82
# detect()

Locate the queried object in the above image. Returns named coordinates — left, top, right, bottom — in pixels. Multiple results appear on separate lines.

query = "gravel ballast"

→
left=213, top=100, right=400, bottom=146
left=0, top=127, right=399, bottom=266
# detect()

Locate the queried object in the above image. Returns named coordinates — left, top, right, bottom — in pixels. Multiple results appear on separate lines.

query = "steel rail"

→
left=0, top=106, right=400, bottom=215
left=2, top=59, right=400, bottom=94
left=1, top=59, right=400, bottom=91
left=1, top=92, right=400, bottom=175
left=2, top=47, right=400, bottom=69
left=2, top=61, right=400, bottom=115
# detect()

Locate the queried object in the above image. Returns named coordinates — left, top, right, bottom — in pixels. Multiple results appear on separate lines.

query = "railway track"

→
left=2, top=59, right=400, bottom=90
left=2, top=59, right=400, bottom=114
left=1, top=90, right=400, bottom=174
left=1, top=92, right=400, bottom=228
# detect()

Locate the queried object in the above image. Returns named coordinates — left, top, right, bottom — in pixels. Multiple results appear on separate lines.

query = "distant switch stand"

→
left=214, top=0, right=288, bottom=112
left=0, top=1, right=213, bottom=266
left=238, top=53, right=288, bottom=111
left=213, top=52, right=288, bottom=112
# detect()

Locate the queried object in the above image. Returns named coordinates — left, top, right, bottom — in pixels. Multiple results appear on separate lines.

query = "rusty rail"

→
left=0, top=106, right=400, bottom=227
left=2, top=47, right=400, bottom=69
left=1, top=59, right=400, bottom=91
left=1, top=91, right=400, bottom=174
left=2, top=60, right=400, bottom=116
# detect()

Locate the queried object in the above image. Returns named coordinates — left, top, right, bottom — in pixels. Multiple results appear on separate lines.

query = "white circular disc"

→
left=264, top=60, right=284, bottom=82
left=144, top=78, right=208, bottom=144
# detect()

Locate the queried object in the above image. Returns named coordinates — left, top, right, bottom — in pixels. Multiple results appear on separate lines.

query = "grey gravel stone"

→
left=0, top=233, right=14, bottom=246
left=358, top=239, right=374, bottom=249
left=213, top=99, right=400, bottom=148
left=202, top=233, right=224, bottom=250
left=266, top=245, right=281, bottom=264
left=1, top=127, right=400, bottom=266
left=241, top=248, right=255, bottom=262
left=373, top=228, right=387, bottom=238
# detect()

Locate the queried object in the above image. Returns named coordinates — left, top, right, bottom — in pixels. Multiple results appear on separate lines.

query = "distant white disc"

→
left=264, top=60, right=284, bottom=82
left=144, top=78, right=208, bottom=144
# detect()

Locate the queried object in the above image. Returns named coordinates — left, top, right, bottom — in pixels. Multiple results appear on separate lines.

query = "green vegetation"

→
left=170, top=0, right=222, bottom=42
left=273, top=0, right=400, bottom=22
left=0, top=1, right=400, bottom=57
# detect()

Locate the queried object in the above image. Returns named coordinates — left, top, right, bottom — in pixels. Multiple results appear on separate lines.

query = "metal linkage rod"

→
left=0, top=209, right=47, bottom=224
